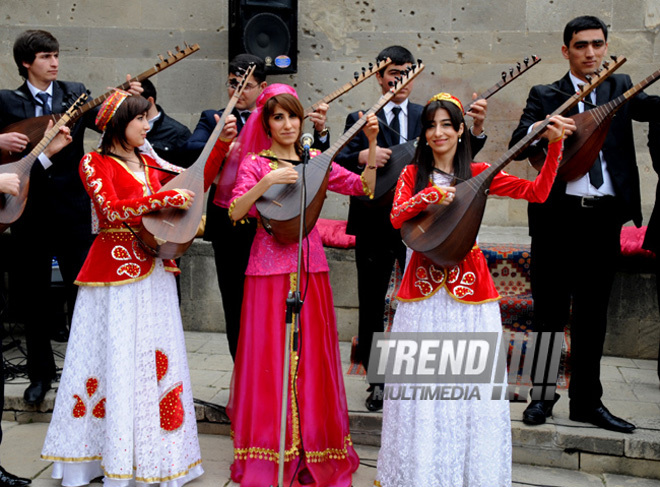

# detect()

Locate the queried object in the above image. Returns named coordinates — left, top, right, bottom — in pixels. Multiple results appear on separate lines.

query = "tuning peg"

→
left=354, top=71, right=359, bottom=80
left=517, top=62, right=521, bottom=72
left=368, top=62, right=373, bottom=71
left=175, top=45, right=180, bottom=52
left=167, top=50, right=173, bottom=57
left=585, top=74, right=593, bottom=83
left=509, top=67, right=514, bottom=77
left=417, top=59, right=422, bottom=65
left=184, top=41, right=190, bottom=48
left=524, top=57, right=529, bottom=67
left=388, top=81, right=395, bottom=87
left=501, top=71, right=507, bottom=82
left=362, top=67, right=366, bottom=75
left=577, top=83, right=585, bottom=91
left=595, top=67, right=603, bottom=75
left=158, top=54, right=165, bottom=62
left=610, top=55, right=618, bottom=61
left=603, top=60, right=610, bottom=68
left=532, top=55, right=538, bottom=62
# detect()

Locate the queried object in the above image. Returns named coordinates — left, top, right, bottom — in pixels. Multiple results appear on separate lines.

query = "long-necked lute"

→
left=303, top=57, right=392, bottom=118
left=356, top=55, right=543, bottom=202
left=530, top=56, right=660, bottom=181
left=136, top=64, right=256, bottom=260
left=0, top=93, right=88, bottom=233
left=0, top=43, right=200, bottom=165
left=256, top=62, right=425, bottom=244
left=400, top=56, right=624, bottom=268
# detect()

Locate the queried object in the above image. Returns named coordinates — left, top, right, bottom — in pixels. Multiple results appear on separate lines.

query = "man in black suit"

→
left=0, top=29, right=141, bottom=405
left=140, top=78, right=192, bottom=167
left=642, top=121, right=660, bottom=382
left=185, top=54, right=330, bottom=361
left=509, top=15, right=660, bottom=433
left=334, top=45, right=488, bottom=411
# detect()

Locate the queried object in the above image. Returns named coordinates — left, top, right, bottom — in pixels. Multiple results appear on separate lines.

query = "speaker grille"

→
left=243, top=12, right=291, bottom=61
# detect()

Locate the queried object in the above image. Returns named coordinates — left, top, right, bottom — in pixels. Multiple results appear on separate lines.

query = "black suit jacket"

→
left=0, top=80, right=97, bottom=235
left=509, top=72, right=660, bottom=233
left=146, top=104, right=192, bottom=167
left=335, top=102, right=487, bottom=236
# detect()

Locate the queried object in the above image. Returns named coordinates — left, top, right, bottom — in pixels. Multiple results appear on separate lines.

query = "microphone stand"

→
left=276, top=142, right=310, bottom=487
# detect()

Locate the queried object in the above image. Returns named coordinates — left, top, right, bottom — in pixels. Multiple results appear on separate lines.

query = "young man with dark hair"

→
left=334, top=45, right=488, bottom=411
left=509, top=15, right=660, bottom=433
left=140, top=78, right=192, bottom=166
left=0, top=29, right=141, bottom=406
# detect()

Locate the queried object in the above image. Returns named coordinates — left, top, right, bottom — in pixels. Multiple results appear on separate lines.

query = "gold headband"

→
left=427, top=92, right=464, bottom=113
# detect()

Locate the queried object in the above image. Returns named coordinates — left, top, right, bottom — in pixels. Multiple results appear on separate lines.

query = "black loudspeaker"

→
left=229, top=0, right=298, bottom=75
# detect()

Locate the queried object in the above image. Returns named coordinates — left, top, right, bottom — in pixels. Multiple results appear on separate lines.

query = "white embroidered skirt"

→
left=41, top=260, right=203, bottom=487
left=375, top=288, right=512, bottom=487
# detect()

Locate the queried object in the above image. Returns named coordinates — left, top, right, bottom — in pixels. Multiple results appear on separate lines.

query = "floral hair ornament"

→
left=95, top=90, right=131, bottom=131
left=427, top=92, right=464, bottom=114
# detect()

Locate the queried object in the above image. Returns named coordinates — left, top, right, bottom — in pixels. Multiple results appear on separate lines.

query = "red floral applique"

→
left=453, top=286, right=475, bottom=298
left=117, top=263, right=141, bottom=279
left=160, top=383, right=184, bottom=432
left=86, top=377, right=98, bottom=397
left=92, top=398, right=106, bottom=418
left=156, top=350, right=168, bottom=382
left=447, top=266, right=460, bottom=284
left=414, top=280, right=433, bottom=296
left=72, top=394, right=86, bottom=418
left=461, top=272, right=476, bottom=285
left=429, top=265, right=445, bottom=284
left=132, top=240, right=148, bottom=262
left=111, top=245, right=131, bottom=261
left=72, top=377, right=106, bottom=419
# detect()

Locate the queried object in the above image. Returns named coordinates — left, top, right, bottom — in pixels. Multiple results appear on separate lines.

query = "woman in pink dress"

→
left=226, top=83, right=378, bottom=487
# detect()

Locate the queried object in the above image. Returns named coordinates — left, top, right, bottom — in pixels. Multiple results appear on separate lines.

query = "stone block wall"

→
left=1, top=0, right=659, bottom=224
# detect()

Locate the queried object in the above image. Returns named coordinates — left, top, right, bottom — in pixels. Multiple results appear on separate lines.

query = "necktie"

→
left=36, top=92, right=52, bottom=115
left=586, top=90, right=604, bottom=188
left=389, top=106, right=401, bottom=144
left=240, top=110, right=251, bottom=125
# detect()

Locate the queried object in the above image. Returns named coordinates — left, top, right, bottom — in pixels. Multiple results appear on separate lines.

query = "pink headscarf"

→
left=214, top=83, right=299, bottom=209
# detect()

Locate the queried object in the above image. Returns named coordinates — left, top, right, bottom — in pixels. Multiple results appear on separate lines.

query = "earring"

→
left=458, top=137, right=462, bottom=143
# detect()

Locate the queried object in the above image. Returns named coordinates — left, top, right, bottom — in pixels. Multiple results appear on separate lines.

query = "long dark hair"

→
left=261, top=92, right=304, bottom=158
left=412, top=100, right=472, bottom=195
left=99, top=96, right=151, bottom=155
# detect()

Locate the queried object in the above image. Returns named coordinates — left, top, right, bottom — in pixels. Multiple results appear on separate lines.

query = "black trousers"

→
left=205, top=198, right=256, bottom=362
left=529, top=195, right=622, bottom=409
left=354, top=227, right=406, bottom=380
left=9, top=212, right=93, bottom=384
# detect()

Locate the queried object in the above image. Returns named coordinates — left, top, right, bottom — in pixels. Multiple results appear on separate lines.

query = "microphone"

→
left=300, top=133, right=314, bottom=151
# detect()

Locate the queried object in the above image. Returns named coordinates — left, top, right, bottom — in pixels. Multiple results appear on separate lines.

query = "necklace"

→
left=109, top=151, right=144, bottom=168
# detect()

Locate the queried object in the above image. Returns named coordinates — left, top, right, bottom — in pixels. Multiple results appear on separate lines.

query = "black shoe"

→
left=569, top=404, right=636, bottom=433
left=0, top=466, right=31, bottom=486
left=365, top=386, right=383, bottom=412
left=50, top=327, right=69, bottom=343
left=523, top=393, right=560, bottom=425
left=23, top=381, right=51, bottom=406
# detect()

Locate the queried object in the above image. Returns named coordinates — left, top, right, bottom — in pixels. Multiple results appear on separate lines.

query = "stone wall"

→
left=1, top=0, right=660, bottom=224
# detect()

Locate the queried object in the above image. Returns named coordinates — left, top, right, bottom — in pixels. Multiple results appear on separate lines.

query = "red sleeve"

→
left=481, top=138, right=563, bottom=203
left=390, top=165, right=447, bottom=229
left=204, top=137, right=232, bottom=192
left=80, top=153, right=193, bottom=224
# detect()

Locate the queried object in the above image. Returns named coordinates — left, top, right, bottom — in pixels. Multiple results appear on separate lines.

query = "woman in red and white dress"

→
left=41, top=91, right=236, bottom=487
left=375, top=93, right=566, bottom=487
